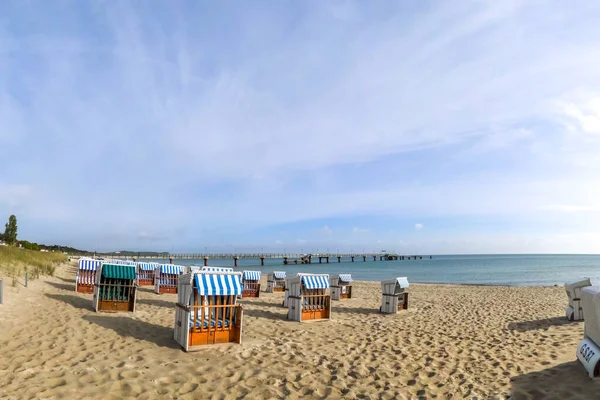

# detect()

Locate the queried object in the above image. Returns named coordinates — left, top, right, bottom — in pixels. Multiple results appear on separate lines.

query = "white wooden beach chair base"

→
left=577, top=337, right=600, bottom=378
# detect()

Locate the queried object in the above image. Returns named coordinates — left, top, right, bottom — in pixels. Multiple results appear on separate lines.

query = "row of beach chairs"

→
left=75, top=257, right=410, bottom=352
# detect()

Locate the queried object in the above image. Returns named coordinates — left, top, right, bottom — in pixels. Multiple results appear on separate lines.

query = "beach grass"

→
left=0, top=246, right=67, bottom=280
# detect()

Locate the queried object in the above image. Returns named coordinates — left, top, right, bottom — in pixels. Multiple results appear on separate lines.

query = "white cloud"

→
left=415, top=223, right=424, bottom=230
left=352, top=227, right=369, bottom=233
left=321, top=225, right=333, bottom=235
left=540, top=204, right=600, bottom=213
left=296, top=239, right=307, bottom=244
left=275, top=240, right=283, bottom=244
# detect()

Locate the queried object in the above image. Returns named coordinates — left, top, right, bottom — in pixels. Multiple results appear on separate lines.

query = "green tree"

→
left=4, top=215, right=18, bottom=245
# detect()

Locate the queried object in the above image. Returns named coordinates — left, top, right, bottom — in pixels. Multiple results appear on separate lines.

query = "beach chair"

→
left=266, top=271, right=286, bottom=293
left=75, top=258, right=102, bottom=294
left=566, top=278, right=592, bottom=321
left=155, top=264, right=185, bottom=294
left=287, top=274, right=331, bottom=322
left=330, top=274, right=353, bottom=300
left=136, top=262, right=159, bottom=286
left=380, top=277, right=409, bottom=314
left=92, top=263, right=137, bottom=312
left=241, top=270, right=261, bottom=298
left=174, top=271, right=244, bottom=351
left=576, top=286, right=600, bottom=378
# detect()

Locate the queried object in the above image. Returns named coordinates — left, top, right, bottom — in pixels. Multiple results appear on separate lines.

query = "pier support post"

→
left=326, top=257, right=329, bottom=263
left=283, top=257, right=288, bottom=265
left=363, top=256, right=366, bottom=262
left=337, top=256, right=341, bottom=263
left=351, top=256, right=354, bottom=262
left=373, top=256, right=376, bottom=261
left=309, top=255, right=312, bottom=264
left=319, top=257, right=322, bottom=264
left=234, top=257, right=239, bottom=267
left=260, top=257, right=265, bottom=266
left=203, top=257, right=209, bottom=266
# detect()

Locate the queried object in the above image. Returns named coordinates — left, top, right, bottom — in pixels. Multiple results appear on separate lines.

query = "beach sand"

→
left=1, top=262, right=599, bottom=399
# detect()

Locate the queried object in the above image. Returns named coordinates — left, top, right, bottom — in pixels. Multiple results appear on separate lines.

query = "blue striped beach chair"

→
left=136, top=262, right=160, bottom=286
left=286, top=274, right=331, bottom=322
left=76, top=258, right=102, bottom=294
left=154, top=264, right=185, bottom=294
left=174, top=271, right=244, bottom=350
left=267, top=271, right=286, bottom=293
left=241, top=270, right=261, bottom=298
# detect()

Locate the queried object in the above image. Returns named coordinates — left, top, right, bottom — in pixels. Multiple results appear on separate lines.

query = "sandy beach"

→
left=1, top=262, right=599, bottom=399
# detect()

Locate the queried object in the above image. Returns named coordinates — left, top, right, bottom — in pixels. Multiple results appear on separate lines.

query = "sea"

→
left=137, top=254, right=600, bottom=287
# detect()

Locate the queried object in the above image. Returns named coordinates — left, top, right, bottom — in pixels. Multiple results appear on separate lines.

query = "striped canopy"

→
left=243, top=270, right=261, bottom=281
left=194, top=273, right=242, bottom=296
left=338, top=274, right=353, bottom=283
left=301, top=274, right=330, bottom=289
left=79, top=259, right=101, bottom=271
left=160, top=264, right=184, bottom=275
left=273, top=271, right=286, bottom=279
left=102, top=264, right=136, bottom=280
left=202, top=266, right=234, bottom=272
left=137, top=262, right=159, bottom=271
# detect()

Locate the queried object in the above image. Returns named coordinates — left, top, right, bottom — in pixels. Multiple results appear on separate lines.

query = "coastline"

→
left=0, top=262, right=592, bottom=398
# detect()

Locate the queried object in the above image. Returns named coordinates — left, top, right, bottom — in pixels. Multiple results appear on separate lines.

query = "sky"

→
left=2, top=0, right=600, bottom=254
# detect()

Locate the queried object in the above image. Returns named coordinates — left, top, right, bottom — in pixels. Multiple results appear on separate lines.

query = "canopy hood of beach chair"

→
left=194, top=272, right=242, bottom=296
left=102, top=264, right=136, bottom=280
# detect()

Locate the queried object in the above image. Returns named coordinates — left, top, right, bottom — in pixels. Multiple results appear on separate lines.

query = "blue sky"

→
left=1, top=0, right=600, bottom=253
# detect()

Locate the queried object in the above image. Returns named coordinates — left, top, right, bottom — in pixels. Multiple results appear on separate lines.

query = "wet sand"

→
left=0, top=262, right=598, bottom=399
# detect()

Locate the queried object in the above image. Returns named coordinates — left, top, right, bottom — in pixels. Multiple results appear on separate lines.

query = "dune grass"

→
left=0, top=246, right=67, bottom=284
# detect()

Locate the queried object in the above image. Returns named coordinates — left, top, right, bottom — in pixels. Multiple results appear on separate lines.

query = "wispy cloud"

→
left=1, top=1, right=600, bottom=252
left=540, top=204, right=600, bottom=213
left=415, top=223, right=424, bottom=230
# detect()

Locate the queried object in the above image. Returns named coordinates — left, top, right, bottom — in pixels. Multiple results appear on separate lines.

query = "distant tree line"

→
left=2, top=215, right=169, bottom=256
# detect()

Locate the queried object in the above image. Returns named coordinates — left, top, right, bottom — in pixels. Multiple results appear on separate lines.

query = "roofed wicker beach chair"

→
left=92, top=263, right=137, bottom=312
left=267, top=271, right=286, bottom=293
left=330, top=274, right=353, bottom=300
left=380, top=277, right=409, bottom=314
left=241, top=270, right=261, bottom=298
left=576, top=286, right=600, bottom=378
left=136, top=262, right=160, bottom=286
left=565, top=278, right=592, bottom=321
left=174, top=271, right=244, bottom=350
left=75, top=258, right=102, bottom=294
left=154, top=264, right=185, bottom=294
left=287, top=274, right=331, bottom=322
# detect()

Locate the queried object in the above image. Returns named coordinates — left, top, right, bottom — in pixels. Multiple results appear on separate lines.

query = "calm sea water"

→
left=137, top=254, right=600, bottom=286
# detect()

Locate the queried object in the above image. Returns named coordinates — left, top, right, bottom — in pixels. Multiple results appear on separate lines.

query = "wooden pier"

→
left=96, top=252, right=431, bottom=266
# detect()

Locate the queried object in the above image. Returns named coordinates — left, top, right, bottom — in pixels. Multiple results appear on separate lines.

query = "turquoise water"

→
left=138, top=254, right=600, bottom=286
